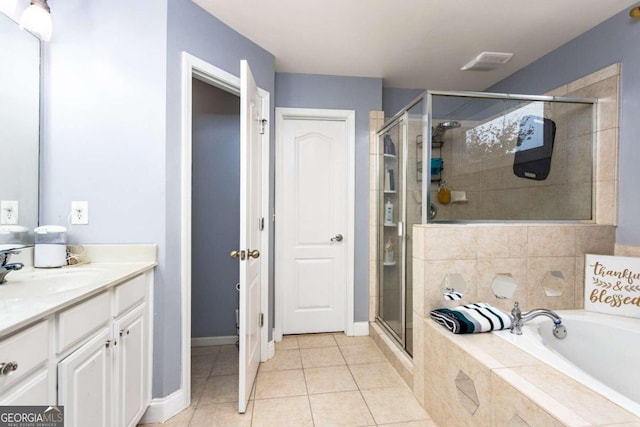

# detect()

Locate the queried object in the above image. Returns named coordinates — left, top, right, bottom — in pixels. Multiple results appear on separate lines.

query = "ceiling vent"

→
left=461, top=52, right=513, bottom=71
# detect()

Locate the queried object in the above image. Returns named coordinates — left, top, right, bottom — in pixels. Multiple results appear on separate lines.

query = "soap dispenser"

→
left=437, top=181, right=451, bottom=205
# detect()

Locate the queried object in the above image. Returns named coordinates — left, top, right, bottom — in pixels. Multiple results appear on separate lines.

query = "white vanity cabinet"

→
left=58, top=328, right=112, bottom=427
left=114, top=304, right=147, bottom=427
left=0, top=320, right=53, bottom=405
left=56, top=272, right=152, bottom=427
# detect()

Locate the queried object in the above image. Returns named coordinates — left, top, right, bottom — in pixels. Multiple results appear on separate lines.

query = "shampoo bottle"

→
left=384, top=199, right=393, bottom=224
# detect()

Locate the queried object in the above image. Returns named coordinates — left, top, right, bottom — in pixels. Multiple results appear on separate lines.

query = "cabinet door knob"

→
left=0, top=361, right=18, bottom=375
left=119, top=330, right=125, bottom=337
left=105, top=340, right=112, bottom=348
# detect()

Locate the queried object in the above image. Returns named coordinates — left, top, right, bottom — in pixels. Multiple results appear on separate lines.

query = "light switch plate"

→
left=71, top=201, right=89, bottom=225
left=1, top=200, right=19, bottom=225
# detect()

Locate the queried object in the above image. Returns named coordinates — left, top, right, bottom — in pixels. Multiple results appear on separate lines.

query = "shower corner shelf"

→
left=383, top=153, right=397, bottom=159
left=383, top=261, right=397, bottom=266
left=383, top=222, right=395, bottom=227
left=383, top=190, right=397, bottom=194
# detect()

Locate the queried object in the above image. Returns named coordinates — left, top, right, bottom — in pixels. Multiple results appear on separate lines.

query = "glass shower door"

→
left=378, top=119, right=405, bottom=342
left=377, top=98, right=426, bottom=357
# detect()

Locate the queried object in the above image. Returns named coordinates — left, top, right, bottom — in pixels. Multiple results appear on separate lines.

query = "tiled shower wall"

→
left=550, top=63, right=620, bottom=225
left=433, top=63, right=620, bottom=223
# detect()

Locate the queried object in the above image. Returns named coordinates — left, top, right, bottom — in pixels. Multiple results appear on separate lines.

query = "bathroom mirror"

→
left=492, top=273, right=518, bottom=300
left=0, top=11, right=40, bottom=235
left=507, top=415, right=531, bottom=427
left=455, top=370, right=480, bottom=415
left=541, top=270, right=566, bottom=297
left=440, top=273, right=467, bottom=300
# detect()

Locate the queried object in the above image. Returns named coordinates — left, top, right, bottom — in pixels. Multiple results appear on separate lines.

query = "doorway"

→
left=180, top=53, right=270, bottom=416
left=275, top=108, right=356, bottom=338
left=190, top=77, right=242, bottom=410
left=191, top=79, right=240, bottom=347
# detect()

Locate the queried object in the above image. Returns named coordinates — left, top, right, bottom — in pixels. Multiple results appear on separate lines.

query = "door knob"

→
left=230, top=250, right=246, bottom=260
left=248, top=249, right=260, bottom=259
left=331, top=234, right=343, bottom=242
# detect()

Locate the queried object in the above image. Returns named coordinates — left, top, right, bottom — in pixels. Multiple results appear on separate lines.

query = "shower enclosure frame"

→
left=424, top=90, right=598, bottom=224
left=375, top=89, right=597, bottom=355
left=376, top=95, right=425, bottom=354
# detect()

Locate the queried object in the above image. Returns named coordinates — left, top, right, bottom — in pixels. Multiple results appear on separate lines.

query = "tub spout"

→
left=510, top=301, right=567, bottom=339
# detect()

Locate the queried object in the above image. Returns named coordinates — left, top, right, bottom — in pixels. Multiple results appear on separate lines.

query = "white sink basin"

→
left=0, top=268, right=107, bottom=300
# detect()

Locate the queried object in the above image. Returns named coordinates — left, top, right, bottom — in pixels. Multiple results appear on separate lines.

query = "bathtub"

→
left=494, top=309, right=640, bottom=417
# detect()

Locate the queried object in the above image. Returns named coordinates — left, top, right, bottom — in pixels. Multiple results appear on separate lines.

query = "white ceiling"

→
left=194, top=0, right=637, bottom=90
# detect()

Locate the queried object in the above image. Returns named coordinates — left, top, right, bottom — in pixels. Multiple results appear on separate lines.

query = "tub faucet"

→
left=510, top=301, right=567, bottom=339
left=0, top=248, right=24, bottom=284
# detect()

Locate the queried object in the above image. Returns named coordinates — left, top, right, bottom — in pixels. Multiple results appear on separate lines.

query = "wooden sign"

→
left=585, top=254, right=640, bottom=317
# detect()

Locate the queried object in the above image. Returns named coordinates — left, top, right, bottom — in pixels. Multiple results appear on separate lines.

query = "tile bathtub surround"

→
left=140, top=333, right=434, bottom=427
left=413, top=223, right=615, bottom=317
left=421, top=319, right=640, bottom=427
left=410, top=223, right=615, bottom=426
left=615, top=244, right=640, bottom=258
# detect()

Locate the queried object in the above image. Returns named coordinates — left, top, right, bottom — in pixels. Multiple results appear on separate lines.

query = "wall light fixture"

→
left=19, top=0, right=51, bottom=41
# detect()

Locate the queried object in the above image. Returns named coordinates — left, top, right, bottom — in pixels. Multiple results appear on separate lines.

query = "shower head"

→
left=438, top=121, right=461, bottom=130
left=432, top=121, right=461, bottom=143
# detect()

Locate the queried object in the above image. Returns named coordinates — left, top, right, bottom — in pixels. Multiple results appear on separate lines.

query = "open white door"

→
left=237, top=60, right=263, bottom=413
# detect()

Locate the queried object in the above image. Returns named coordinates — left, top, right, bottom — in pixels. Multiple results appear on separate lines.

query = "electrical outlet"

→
left=1, top=200, right=19, bottom=225
left=71, top=201, right=89, bottom=225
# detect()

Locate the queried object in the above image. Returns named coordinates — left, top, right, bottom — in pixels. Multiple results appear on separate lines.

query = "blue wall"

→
left=41, top=0, right=170, bottom=396
left=191, top=79, right=240, bottom=338
left=275, top=73, right=382, bottom=321
left=383, top=87, right=424, bottom=118
left=487, top=4, right=640, bottom=245
left=164, top=0, right=275, bottom=397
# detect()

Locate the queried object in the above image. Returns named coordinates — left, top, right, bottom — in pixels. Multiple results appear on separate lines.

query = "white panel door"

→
left=279, top=116, right=349, bottom=334
left=238, top=60, right=262, bottom=414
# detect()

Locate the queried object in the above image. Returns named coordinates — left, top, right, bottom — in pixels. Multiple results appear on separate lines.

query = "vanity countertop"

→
left=0, top=245, right=157, bottom=337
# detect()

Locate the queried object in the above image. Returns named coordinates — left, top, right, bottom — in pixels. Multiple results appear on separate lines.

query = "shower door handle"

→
left=331, top=234, right=343, bottom=242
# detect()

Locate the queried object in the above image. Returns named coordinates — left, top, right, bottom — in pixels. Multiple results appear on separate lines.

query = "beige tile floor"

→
left=140, top=333, right=436, bottom=427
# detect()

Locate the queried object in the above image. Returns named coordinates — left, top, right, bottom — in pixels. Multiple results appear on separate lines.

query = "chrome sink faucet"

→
left=0, top=248, right=25, bottom=284
left=510, top=301, right=567, bottom=339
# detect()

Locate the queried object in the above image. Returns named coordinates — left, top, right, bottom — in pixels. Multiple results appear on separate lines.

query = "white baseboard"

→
left=191, top=336, right=237, bottom=347
left=139, top=389, right=186, bottom=424
left=353, top=321, right=370, bottom=336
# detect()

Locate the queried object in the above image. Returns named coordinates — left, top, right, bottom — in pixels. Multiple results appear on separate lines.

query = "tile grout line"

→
left=336, top=339, right=379, bottom=426
left=301, top=354, right=317, bottom=426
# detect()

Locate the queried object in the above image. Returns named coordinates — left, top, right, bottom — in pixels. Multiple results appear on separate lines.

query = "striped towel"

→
left=443, top=291, right=463, bottom=301
left=430, top=302, right=512, bottom=334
